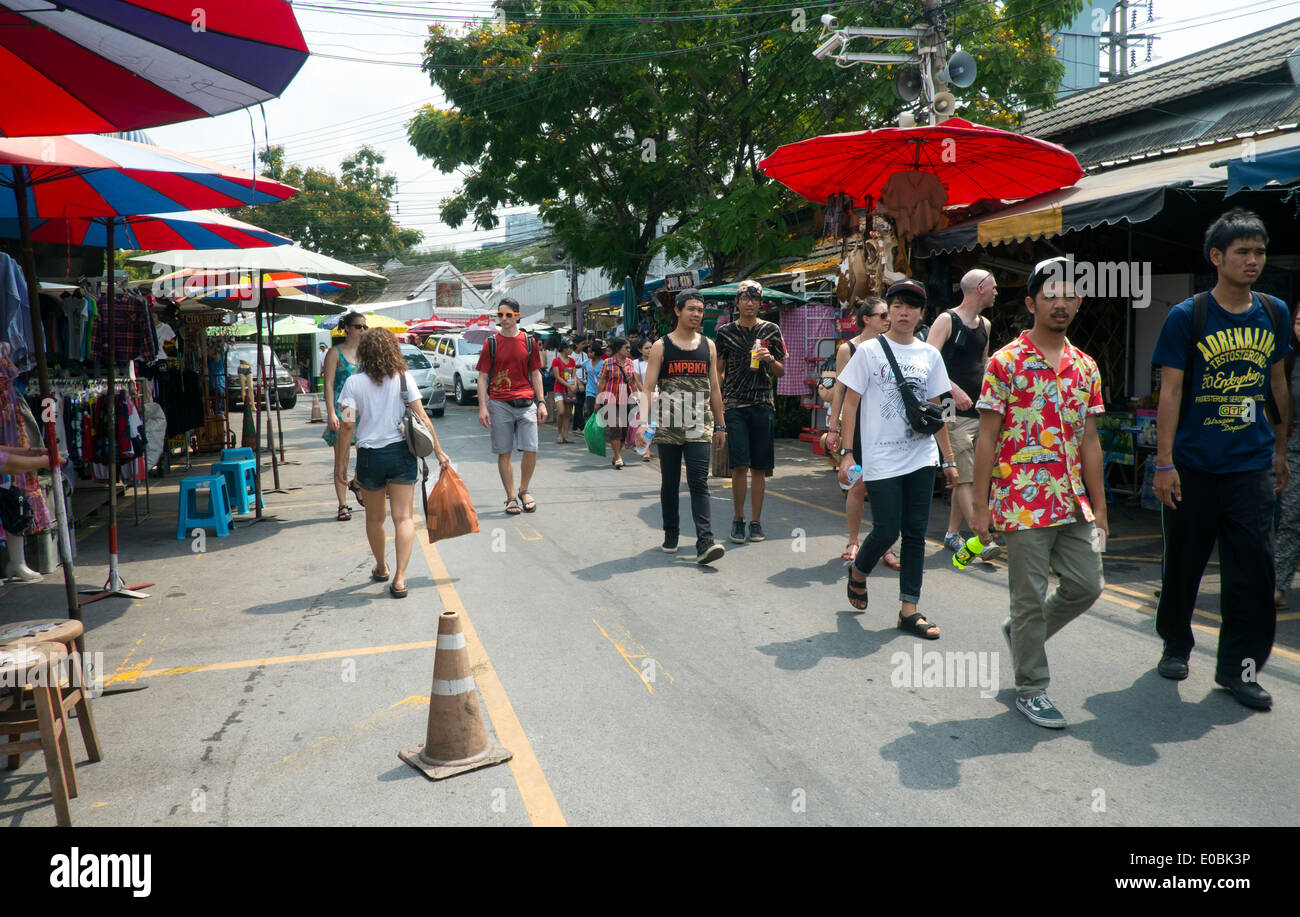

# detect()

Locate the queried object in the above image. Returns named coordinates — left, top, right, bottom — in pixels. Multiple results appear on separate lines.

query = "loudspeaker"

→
left=932, top=92, right=957, bottom=119
left=896, top=66, right=923, bottom=102
left=941, top=50, right=977, bottom=88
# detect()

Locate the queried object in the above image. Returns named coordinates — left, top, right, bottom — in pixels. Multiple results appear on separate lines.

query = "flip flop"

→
left=389, top=583, right=408, bottom=599
left=371, top=566, right=389, bottom=582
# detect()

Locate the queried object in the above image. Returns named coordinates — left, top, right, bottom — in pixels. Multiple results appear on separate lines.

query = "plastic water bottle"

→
left=635, top=424, right=657, bottom=456
left=952, top=536, right=985, bottom=569
left=838, top=464, right=862, bottom=490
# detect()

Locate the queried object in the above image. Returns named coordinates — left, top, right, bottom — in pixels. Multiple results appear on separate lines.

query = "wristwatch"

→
left=941, top=461, right=957, bottom=469
left=715, top=425, right=727, bottom=433
left=838, top=447, right=853, bottom=456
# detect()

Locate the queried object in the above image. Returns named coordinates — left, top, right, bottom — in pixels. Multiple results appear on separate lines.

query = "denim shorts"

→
left=355, top=441, right=417, bottom=491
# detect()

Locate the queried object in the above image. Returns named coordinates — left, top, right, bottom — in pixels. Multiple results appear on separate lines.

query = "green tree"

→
left=407, top=0, right=1082, bottom=295
left=229, top=144, right=423, bottom=263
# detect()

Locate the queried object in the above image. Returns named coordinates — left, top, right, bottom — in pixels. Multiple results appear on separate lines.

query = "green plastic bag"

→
left=584, top=410, right=606, bottom=457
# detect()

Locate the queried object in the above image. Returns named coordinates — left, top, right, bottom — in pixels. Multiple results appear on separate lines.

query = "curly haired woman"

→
left=335, top=329, right=450, bottom=598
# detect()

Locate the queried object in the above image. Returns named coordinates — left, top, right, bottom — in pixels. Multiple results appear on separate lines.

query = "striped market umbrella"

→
left=0, top=0, right=309, bottom=137
left=0, top=208, right=291, bottom=249
left=0, top=133, right=298, bottom=219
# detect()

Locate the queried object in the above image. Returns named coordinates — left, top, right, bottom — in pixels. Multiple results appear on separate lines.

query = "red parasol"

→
left=758, top=118, right=1084, bottom=209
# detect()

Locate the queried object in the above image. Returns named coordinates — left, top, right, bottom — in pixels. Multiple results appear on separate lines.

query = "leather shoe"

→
left=1157, top=655, right=1188, bottom=680
left=1214, top=675, right=1272, bottom=710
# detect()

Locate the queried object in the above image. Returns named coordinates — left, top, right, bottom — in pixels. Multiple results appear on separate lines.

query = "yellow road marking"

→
left=592, top=619, right=673, bottom=694
left=104, top=640, right=437, bottom=683
left=417, top=531, right=566, bottom=827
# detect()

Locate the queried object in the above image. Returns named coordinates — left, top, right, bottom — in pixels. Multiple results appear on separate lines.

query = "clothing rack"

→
left=45, top=368, right=152, bottom=526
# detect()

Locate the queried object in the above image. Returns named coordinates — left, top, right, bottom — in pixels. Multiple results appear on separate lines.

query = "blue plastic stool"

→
left=176, top=475, right=233, bottom=540
left=210, top=460, right=260, bottom=514
left=221, top=447, right=255, bottom=463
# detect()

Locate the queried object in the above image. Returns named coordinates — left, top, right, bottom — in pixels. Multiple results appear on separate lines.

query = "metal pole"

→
left=11, top=167, right=81, bottom=636
left=81, top=221, right=150, bottom=603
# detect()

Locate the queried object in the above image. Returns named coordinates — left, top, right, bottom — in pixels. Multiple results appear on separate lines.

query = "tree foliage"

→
left=228, top=144, right=423, bottom=263
left=408, top=0, right=1082, bottom=294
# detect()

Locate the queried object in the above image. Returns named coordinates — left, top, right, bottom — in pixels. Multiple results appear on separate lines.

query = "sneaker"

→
left=729, top=518, right=747, bottom=544
left=696, top=540, right=725, bottom=565
left=1016, top=693, right=1067, bottom=728
left=1157, top=654, right=1189, bottom=680
left=662, top=533, right=679, bottom=554
left=748, top=522, right=765, bottom=542
left=944, top=532, right=965, bottom=553
left=977, top=540, right=1004, bottom=561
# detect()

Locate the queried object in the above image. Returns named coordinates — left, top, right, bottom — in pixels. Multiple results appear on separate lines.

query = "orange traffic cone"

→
left=308, top=394, right=324, bottom=423
left=399, top=610, right=512, bottom=780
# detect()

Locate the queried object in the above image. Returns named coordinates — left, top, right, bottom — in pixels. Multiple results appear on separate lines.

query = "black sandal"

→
left=846, top=567, right=868, bottom=610
left=505, top=497, right=522, bottom=515
left=348, top=478, right=364, bottom=501
left=898, top=611, right=940, bottom=640
left=337, top=505, right=352, bottom=521
left=519, top=489, right=537, bottom=512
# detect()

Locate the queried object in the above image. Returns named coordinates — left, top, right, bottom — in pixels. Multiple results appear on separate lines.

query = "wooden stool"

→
left=0, top=618, right=103, bottom=766
left=0, top=642, right=76, bottom=826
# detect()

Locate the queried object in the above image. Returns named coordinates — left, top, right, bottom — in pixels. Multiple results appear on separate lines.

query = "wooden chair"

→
left=1, top=618, right=103, bottom=766
left=0, top=642, right=76, bottom=826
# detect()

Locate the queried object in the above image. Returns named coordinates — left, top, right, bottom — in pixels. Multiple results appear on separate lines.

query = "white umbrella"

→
left=130, top=245, right=383, bottom=279
left=131, top=247, right=378, bottom=505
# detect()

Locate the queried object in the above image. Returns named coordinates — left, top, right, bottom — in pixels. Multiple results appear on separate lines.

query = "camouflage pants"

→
left=1275, top=440, right=1300, bottom=592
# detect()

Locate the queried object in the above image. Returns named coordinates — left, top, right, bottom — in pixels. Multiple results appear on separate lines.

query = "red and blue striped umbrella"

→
left=0, top=208, right=292, bottom=249
left=0, top=0, right=309, bottom=137
left=0, top=133, right=297, bottom=219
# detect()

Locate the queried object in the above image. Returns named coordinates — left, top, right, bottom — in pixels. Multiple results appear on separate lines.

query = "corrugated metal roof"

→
left=1021, top=16, right=1300, bottom=139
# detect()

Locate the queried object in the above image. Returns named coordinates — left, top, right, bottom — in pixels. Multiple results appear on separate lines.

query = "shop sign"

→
left=664, top=271, right=699, bottom=292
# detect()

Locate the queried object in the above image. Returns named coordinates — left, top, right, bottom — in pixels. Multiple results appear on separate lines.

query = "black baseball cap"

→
left=675, top=287, right=704, bottom=308
left=1026, top=257, right=1072, bottom=299
left=885, top=279, right=927, bottom=307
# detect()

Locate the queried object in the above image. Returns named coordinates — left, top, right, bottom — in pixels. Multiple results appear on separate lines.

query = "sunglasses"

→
left=497, top=311, right=518, bottom=318
left=349, top=323, right=367, bottom=330
left=870, top=312, right=888, bottom=319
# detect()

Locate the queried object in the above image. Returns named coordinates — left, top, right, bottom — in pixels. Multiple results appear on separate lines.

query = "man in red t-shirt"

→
left=477, top=298, right=546, bottom=514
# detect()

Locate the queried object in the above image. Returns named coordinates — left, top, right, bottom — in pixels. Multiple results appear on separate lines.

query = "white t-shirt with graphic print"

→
left=837, top=336, right=950, bottom=482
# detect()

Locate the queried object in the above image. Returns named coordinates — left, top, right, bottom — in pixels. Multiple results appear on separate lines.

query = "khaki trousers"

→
left=1003, top=520, right=1104, bottom=698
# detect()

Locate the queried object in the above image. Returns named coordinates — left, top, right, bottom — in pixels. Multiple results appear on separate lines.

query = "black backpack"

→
left=1181, top=291, right=1285, bottom=428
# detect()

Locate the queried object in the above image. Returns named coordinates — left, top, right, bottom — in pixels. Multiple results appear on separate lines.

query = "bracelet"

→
left=1154, top=464, right=1176, bottom=471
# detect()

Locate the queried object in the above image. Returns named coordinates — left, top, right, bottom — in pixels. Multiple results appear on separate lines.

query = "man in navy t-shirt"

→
left=1149, top=208, right=1291, bottom=710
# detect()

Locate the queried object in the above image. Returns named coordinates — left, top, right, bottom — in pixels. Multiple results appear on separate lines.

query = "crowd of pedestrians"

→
left=321, top=207, right=1292, bottom=725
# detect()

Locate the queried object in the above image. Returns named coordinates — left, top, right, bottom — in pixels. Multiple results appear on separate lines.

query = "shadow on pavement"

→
left=756, top=610, right=904, bottom=671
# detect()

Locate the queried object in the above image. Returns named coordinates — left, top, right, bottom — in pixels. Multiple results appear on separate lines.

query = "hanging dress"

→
left=322, top=346, right=358, bottom=447
left=0, top=345, right=53, bottom=541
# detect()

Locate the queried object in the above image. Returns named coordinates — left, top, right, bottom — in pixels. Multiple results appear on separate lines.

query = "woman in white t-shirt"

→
left=836, top=281, right=959, bottom=639
left=336, top=329, right=449, bottom=599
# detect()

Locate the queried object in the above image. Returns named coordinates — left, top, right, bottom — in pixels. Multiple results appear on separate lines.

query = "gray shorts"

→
left=488, top=399, right=539, bottom=454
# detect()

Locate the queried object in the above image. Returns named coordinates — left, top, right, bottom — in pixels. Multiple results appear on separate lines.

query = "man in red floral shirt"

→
left=972, top=258, right=1108, bottom=729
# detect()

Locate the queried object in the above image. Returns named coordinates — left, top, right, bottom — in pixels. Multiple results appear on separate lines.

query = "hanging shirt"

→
left=0, top=254, right=35, bottom=372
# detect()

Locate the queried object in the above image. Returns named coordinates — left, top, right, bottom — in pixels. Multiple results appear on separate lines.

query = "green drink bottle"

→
left=952, top=536, right=984, bottom=569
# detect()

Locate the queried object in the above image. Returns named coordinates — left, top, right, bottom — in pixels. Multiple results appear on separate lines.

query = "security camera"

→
left=813, top=33, right=844, bottom=60
left=820, top=14, right=839, bottom=30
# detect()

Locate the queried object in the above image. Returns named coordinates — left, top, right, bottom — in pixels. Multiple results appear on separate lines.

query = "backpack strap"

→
left=1179, top=293, right=1210, bottom=431
left=1255, top=291, right=1285, bottom=424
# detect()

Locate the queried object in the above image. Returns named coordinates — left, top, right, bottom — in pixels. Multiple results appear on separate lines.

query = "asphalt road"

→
left=2, top=399, right=1297, bottom=827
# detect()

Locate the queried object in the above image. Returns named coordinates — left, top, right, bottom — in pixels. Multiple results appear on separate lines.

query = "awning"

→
left=918, top=131, right=1300, bottom=256
left=1225, top=144, right=1300, bottom=195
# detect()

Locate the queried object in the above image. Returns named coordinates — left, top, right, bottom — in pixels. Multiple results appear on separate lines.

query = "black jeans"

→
left=1156, top=466, right=1276, bottom=680
left=854, top=464, right=936, bottom=604
left=658, top=441, right=713, bottom=551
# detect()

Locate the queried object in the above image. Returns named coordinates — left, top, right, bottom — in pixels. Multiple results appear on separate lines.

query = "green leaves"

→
left=228, top=145, right=422, bottom=264
left=407, top=0, right=1083, bottom=291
